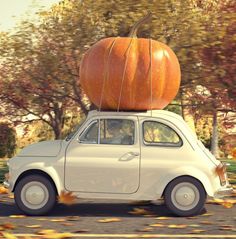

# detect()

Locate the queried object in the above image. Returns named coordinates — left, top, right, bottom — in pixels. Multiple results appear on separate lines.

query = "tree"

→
left=199, top=0, right=236, bottom=156
left=0, top=122, right=16, bottom=158
left=0, top=0, right=235, bottom=146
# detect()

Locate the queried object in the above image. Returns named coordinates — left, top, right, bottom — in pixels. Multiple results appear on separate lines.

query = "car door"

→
left=65, top=116, right=140, bottom=194
left=139, top=117, right=194, bottom=190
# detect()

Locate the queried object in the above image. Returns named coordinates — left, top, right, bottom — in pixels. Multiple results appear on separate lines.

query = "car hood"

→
left=18, top=140, right=63, bottom=157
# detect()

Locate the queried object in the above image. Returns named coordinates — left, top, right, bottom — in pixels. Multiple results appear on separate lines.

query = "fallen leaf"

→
left=220, top=227, right=233, bottom=231
left=72, top=229, right=89, bottom=233
left=58, top=191, right=77, bottom=205
left=201, top=213, right=214, bottom=216
left=220, top=224, right=233, bottom=228
left=128, top=208, right=152, bottom=215
left=37, top=229, right=56, bottom=235
left=143, top=214, right=155, bottom=217
left=221, top=200, right=234, bottom=208
left=66, top=216, right=80, bottom=221
left=136, top=227, right=154, bottom=232
left=155, top=216, right=170, bottom=220
left=207, top=198, right=224, bottom=204
left=191, top=229, right=206, bottom=234
left=189, top=224, right=200, bottom=228
left=168, top=224, right=187, bottom=229
left=200, top=221, right=213, bottom=225
left=149, top=223, right=165, bottom=227
left=50, top=219, right=66, bottom=222
left=0, top=186, right=8, bottom=194
left=26, top=225, right=41, bottom=228
left=1, top=223, right=15, bottom=230
left=61, top=222, right=74, bottom=227
left=1, top=232, right=17, bottom=239
left=41, top=232, right=73, bottom=239
left=212, top=198, right=236, bottom=208
left=8, top=194, right=14, bottom=199
left=97, top=218, right=121, bottom=223
left=9, top=215, right=26, bottom=218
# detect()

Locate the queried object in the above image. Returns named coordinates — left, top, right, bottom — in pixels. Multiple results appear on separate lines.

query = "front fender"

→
left=11, top=162, right=63, bottom=194
left=156, top=166, right=215, bottom=197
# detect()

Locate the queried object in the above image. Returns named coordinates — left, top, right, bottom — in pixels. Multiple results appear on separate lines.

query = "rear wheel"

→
left=164, top=176, right=206, bottom=216
left=14, top=175, right=57, bottom=216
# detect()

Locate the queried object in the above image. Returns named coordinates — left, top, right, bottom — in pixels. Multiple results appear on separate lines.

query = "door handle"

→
left=129, top=152, right=140, bottom=156
left=118, top=152, right=140, bottom=161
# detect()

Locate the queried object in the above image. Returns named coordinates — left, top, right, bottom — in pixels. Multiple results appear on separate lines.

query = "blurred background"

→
left=0, top=0, right=235, bottom=181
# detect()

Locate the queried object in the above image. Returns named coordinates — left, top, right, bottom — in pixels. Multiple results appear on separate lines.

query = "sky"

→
left=0, top=0, right=61, bottom=31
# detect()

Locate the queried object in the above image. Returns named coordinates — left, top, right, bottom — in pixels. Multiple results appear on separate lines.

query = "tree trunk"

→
left=180, top=89, right=186, bottom=120
left=53, top=125, right=62, bottom=140
left=211, top=110, right=220, bottom=158
left=52, top=103, right=64, bottom=140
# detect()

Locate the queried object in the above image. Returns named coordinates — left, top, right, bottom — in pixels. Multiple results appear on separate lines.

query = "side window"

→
left=143, top=121, right=182, bottom=146
left=79, top=120, right=98, bottom=144
left=100, top=119, right=135, bottom=145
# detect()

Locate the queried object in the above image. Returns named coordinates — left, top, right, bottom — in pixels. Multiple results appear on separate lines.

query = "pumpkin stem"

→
left=128, top=12, right=152, bottom=38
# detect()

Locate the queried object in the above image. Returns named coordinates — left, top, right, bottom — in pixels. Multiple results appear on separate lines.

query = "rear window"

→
left=143, top=121, right=182, bottom=147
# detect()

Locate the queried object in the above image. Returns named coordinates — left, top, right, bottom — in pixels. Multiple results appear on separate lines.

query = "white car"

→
left=4, top=110, right=232, bottom=216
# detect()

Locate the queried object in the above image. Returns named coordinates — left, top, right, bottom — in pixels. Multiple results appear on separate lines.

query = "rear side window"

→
left=143, top=121, right=182, bottom=147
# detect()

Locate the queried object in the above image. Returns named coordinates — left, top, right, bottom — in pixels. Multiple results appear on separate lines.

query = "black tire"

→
left=164, top=176, right=206, bottom=216
left=14, top=175, right=57, bottom=216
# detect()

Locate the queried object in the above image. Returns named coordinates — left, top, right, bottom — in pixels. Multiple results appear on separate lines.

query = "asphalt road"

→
left=0, top=194, right=235, bottom=238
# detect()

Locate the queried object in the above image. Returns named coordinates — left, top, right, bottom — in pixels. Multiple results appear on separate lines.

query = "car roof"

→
left=88, top=110, right=197, bottom=141
left=88, top=109, right=184, bottom=122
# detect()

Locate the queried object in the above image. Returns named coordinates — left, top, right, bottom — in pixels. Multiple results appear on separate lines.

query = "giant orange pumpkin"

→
left=80, top=13, right=181, bottom=111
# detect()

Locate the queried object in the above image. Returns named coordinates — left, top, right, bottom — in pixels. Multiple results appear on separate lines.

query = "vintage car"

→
left=4, top=110, right=232, bottom=216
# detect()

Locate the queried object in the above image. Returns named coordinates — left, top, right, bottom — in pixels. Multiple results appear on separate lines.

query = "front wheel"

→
left=14, top=175, right=57, bottom=216
left=164, top=176, right=206, bottom=216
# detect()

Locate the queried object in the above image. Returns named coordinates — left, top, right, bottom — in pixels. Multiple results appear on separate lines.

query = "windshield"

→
left=65, top=118, right=86, bottom=141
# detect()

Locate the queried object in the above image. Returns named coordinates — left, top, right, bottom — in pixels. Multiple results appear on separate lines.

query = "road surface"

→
left=0, top=194, right=235, bottom=238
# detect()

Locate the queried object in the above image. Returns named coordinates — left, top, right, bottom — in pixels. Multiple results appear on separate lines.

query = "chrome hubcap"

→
left=171, top=182, right=200, bottom=211
left=21, top=181, right=49, bottom=210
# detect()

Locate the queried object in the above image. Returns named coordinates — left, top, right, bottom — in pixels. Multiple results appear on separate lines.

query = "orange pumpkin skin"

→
left=80, top=37, right=181, bottom=111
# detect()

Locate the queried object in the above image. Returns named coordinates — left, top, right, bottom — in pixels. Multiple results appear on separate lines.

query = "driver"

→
left=107, top=120, right=124, bottom=144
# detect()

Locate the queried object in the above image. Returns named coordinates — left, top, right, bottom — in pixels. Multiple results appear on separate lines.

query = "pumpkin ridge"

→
left=100, top=37, right=118, bottom=110
left=158, top=49, right=167, bottom=101
left=160, top=48, right=172, bottom=104
left=130, top=38, right=139, bottom=109
left=149, top=38, right=153, bottom=110
left=117, top=37, right=135, bottom=111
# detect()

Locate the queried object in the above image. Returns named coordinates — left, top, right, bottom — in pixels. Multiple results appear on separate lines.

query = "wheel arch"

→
left=161, top=175, right=207, bottom=197
left=12, top=169, right=59, bottom=195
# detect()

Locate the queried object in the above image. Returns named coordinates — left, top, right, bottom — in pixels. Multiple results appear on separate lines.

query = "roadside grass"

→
left=221, top=159, right=236, bottom=184
left=0, top=159, right=235, bottom=184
